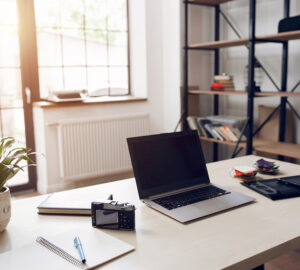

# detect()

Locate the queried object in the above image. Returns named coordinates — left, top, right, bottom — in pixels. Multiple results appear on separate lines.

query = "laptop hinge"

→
left=147, top=183, right=211, bottom=200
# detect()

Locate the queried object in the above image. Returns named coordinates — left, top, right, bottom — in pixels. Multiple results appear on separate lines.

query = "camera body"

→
left=91, top=201, right=135, bottom=230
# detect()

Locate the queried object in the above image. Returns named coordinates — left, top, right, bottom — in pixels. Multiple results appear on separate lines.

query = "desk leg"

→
left=252, top=265, right=264, bottom=270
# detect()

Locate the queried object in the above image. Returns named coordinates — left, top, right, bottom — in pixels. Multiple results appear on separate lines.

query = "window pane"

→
left=0, top=68, right=21, bottom=95
left=86, top=30, right=107, bottom=66
left=85, top=0, right=106, bottom=30
left=0, top=26, right=20, bottom=67
left=107, top=0, right=127, bottom=31
left=39, top=67, right=64, bottom=98
left=1, top=108, right=28, bottom=187
left=0, top=90, right=22, bottom=110
left=87, top=67, right=108, bottom=95
left=109, top=66, right=128, bottom=94
left=61, top=0, right=83, bottom=28
left=36, top=29, right=62, bottom=66
left=0, top=0, right=18, bottom=25
left=108, top=32, right=127, bottom=66
left=64, top=67, right=86, bottom=90
left=62, top=29, right=85, bottom=66
left=0, top=0, right=29, bottom=188
left=0, top=108, right=25, bottom=141
left=34, top=0, right=60, bottom=28
left=35, top=0, right=129, bottom=97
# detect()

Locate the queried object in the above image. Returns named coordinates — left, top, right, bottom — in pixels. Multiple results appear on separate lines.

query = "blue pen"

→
left=74, top=236, right=86, bottom=264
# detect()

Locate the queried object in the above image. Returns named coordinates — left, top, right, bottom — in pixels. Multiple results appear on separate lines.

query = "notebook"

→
left=37, top=191, right=112, bottom=216
left=0, top=227, right=134, bottom=270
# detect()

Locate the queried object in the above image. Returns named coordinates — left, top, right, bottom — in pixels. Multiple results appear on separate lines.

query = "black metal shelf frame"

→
left=182, top=0, right=299, bottom=161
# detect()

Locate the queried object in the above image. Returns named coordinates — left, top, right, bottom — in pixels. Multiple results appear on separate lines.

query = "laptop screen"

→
left=127, top=130, right=210, bottom=199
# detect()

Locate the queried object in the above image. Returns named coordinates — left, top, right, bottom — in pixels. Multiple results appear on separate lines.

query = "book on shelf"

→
left=230, top=127, right=247, bottom=141
left=186, top=116, right=204, bottom=136
left=214, top=74, right=235, bottom=91
left=216, top=126, right=232, bottom=141
left=205, top=115, right=247, bottom=130
left=214, top=74, right=233, bottom=81
left=186, top=116, right=209, bottom=137
left=187, top=116, right=247, bottom=143
left=204, top=123, right=220, bottom=140
left=198, top=119, right=213, bottom=138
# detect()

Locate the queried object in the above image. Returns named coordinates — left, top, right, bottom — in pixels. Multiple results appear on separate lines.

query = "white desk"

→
left=1, top=155, right=300, bottom=269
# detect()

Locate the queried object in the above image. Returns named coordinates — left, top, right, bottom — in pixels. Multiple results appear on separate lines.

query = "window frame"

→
left=33, top=0, right=131, bottom=101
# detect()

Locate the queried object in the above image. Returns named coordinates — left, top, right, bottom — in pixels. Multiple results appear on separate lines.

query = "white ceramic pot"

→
left=0, top=186, right=11, bottom=232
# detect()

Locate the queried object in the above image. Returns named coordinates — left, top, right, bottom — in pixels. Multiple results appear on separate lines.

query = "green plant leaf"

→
left=1, top=148, right=27, bottom=163
left=0, top=137, right=14, bottom=154
left=0, top=137, right=14, bottom=160
left=0, top=137, right=36, bottom=188
left=0, top=163, right=14, bottom=189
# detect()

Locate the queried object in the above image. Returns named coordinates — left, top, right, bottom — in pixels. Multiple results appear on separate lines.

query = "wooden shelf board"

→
left=189, top=38, right=248, bottom=50
left=253, top=140, right=300, bottom=160
left=258, top=30, right=300, bottom=42
left=188, top=30, right=300, bottom=50
left=200, top=137, right=300, bottom=159
left=255, top=91, right=300, bottom=98
left=199, top=137, right=247, bottom=147
left=188, top=90, right=300, bottom=98
left=188, top=0, right=234, bottom=5
left=189, top=90, right=247, bottom=96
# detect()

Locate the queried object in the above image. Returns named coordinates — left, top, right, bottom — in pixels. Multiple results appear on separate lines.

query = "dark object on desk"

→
left=280, top=175, right=300, bottom=188
left=127, top=130, right=254, bottom=223
left=241, top=175, right=300, bottom=200
left=91, top=201, right=135, bottom=230
left=278, top=15, right=300, bottom=33
left=254, top=158, right=279, bottom=174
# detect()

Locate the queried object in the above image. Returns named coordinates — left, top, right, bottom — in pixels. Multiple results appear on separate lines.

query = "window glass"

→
left=0, top=0, right=28, bottom=187
left=34, top=0, right=129, bottom=98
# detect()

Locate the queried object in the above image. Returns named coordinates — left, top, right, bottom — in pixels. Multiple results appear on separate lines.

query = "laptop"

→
left=127, top=130, right=255, bottom=223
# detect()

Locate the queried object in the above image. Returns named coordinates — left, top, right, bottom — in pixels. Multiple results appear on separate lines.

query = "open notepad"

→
left=1, top=227, right=134, bottom=270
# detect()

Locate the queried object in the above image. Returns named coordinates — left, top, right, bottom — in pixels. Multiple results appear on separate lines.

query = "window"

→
left=34, top=0, right=129, bottom=98
left=0, top=0, right=29, bottom=187
left=0, top=0, right=130, bottom=192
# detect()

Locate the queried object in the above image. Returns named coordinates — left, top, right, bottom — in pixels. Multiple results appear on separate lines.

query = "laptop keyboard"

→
left=153, top=185, right=230, bottom=210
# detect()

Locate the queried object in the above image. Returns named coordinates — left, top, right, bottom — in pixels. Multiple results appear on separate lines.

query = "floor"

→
left=12, top=191, right=300, bottom=270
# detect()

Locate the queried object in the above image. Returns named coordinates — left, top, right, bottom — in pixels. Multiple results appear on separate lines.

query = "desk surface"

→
left=1, top=155, right=300, bottom=270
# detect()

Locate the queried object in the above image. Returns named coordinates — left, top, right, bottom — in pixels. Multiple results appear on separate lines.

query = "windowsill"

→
left=33, top=95, right=147, bottom=108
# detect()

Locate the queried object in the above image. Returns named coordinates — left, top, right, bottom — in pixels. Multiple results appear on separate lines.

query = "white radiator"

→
left=55, top=114, right=150, bottom=181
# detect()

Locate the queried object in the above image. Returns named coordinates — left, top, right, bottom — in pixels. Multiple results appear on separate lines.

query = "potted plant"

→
left=0, top=137, right=35, bottom=232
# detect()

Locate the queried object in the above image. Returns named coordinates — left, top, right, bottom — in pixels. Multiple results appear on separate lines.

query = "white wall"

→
left=34, top=0, right=182, bottom=193
left=144, top=0, right=181, bottom=133
left=188, top=0, right=300, bottom=160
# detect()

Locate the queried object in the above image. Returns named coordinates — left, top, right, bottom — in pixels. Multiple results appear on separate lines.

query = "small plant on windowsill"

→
left=0, top=137, right=35, bottom=232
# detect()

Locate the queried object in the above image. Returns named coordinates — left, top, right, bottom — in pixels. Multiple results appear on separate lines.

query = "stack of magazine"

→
left=187, top=115, right=247, bottom=142
left=214, top=74, right=235, bottom=91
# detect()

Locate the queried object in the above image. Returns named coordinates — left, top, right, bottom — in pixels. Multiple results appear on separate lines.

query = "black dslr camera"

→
left=91, top=201, right=135, bottom=230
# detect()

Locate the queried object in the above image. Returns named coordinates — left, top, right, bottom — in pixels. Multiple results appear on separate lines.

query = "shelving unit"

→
left=183, top=0, right=300, bottom=161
